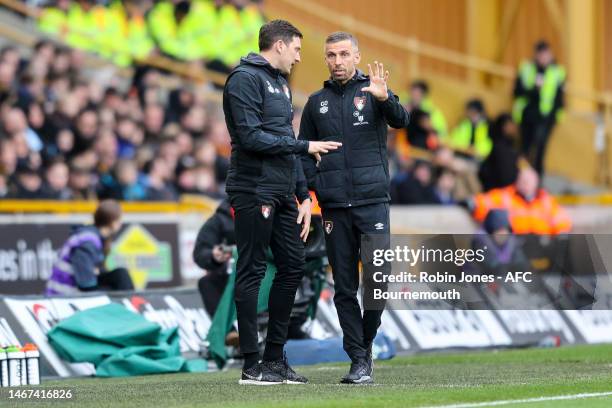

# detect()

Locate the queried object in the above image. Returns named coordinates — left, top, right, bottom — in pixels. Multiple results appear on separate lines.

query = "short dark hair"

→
left=94, top=200, right=122, bottom=228
left=534, top=40, right=550, bottom=53
left=325, top=31, right=358, bottom=48
left=466, top=98, right=485, bottom=114
left=411, top=80, right=429, bottom=94
left=259, top=20, right=302, bottom=51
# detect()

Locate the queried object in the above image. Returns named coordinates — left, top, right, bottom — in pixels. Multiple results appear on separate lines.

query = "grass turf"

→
left=3, top=344, right=612, bottom=408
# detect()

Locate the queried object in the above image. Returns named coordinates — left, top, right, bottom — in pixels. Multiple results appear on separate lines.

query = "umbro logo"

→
left=374, top=223, right=384, bottom=230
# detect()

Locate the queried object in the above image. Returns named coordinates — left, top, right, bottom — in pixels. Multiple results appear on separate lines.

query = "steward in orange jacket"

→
left=472, top=167, right=571, bottom=235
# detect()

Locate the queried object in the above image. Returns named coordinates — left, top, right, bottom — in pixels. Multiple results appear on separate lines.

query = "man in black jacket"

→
left=192, top=199, right=235, bottom=317
left=223, top=20, right=341, bottom=385
left=299, top=32, right=410, bottom=384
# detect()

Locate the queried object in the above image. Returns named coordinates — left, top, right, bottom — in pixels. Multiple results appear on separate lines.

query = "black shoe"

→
left=264, top=353, right=308, bottom=384
left=341, top=359, right=373, bottom=384
left=239, top=362, right=284, bottom=385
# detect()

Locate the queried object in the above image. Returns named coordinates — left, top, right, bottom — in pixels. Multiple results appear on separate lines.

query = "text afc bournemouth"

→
left=371, top=271, right=533, bottom=300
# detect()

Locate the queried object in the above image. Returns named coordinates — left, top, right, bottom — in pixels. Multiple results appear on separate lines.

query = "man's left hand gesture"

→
left=297, top=198, right=312, bottom=242
left=361, top=61, right=389, bottom=102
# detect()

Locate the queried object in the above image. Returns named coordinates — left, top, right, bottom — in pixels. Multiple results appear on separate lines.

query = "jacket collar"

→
left=324, top=69, right=368, bottom=91
left=239, top=52, right=283, bottom=78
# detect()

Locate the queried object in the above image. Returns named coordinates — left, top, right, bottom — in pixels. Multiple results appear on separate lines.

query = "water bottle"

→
left=20, top=347, right=27, bottom=386
left=23, top=344, right=40, bottom=385
left=0, top=348, right=8, bottom=387
left=5, top=346, right=23, bottom=387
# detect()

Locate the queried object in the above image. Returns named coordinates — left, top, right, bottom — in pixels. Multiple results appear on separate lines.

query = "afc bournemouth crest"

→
left=353, top=96, right=366, bottom=111
left=324, top=220, right=333, bottom=234
left=261, top=205, right=272, bottom=219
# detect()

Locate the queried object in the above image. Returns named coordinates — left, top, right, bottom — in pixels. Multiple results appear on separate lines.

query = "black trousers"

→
left=229, top=192, right=305, bottom=355
left=520, top=115, right=555, bottom=175
left=80, top=267, right=134, bottom=292
left=198, top=273, right=229, bottom=317
left=322, top=202, right=389, bottom=362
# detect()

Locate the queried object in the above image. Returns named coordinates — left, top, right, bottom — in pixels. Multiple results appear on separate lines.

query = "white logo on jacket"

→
left=266, top=80, right=275, bottom=94
left=320, top=100, right=329, bottom=114
left=353, top=110, right=369, bottom=126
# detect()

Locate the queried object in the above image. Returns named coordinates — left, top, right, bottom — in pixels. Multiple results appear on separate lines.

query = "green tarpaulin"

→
left=47, top=303, right=207, bottom=377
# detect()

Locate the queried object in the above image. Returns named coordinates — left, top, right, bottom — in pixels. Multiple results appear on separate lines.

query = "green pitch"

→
left=4, top=344, right=612, bottom=408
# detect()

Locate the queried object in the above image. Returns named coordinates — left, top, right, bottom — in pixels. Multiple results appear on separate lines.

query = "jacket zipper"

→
left=341, top=90, right=352, bottom=207
left=278, top=73, right=295, bottom=197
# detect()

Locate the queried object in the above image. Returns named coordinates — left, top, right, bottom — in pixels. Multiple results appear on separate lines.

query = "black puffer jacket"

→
left=299, top=70, right=410, bottom=208
left=223, top=53, right=309, bottom=202
left=192, top=200, right=235, bottom=277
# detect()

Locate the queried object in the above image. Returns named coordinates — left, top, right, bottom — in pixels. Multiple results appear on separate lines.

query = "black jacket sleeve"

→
left=513, top=74, right=539, bottom=99
left=192, top=214, right=225, bottom=273
left=70, top=242, right=100, bottom=289
left=226, top=72, right=309, bottom=155
left=513, top=75, right=527, bottom=98
left=297, top=98, right=319, bottom=190
left=294, top=158, right=310, bottom=203
left=378, top=89, right=410, bottom=129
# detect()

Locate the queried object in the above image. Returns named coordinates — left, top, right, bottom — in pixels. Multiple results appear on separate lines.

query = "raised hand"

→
left=361, top=61, right=389, bottom=101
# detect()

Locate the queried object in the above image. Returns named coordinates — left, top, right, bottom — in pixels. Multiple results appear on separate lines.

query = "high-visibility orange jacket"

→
left=473, top=185, right=572, bottom=235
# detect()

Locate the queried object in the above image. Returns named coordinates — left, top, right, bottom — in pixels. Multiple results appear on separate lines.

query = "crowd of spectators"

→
left=37, top=0, right=264, bottom=69
left=389, top=43, right=569, bottom=233
left=0, top=40, right=230, bottom=200
left=1, top=0, right=571, bottom=236
left=391, top=40, right=565, bottom=212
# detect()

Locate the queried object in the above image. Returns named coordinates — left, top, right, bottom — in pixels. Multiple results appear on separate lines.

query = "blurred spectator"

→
left=431, top=146, right=481, bottom=202
left=159, top=139, right=181, bottom=174
left=469, top=209, right=530, bottom=279
left=166, top=88, right=195, bottom=123
left=405, top=109, right=438, bottom=150
left=72, top=108, right=98, bottom=154
left=98, top=159, right=147, bottom=201
left=42, top=159, right=71, bottom=199
left=180, top=105, right=208, bottom=137
left=148, top=0, right=213, bottom=62
left=3, top=106, right=43, bottom=154
left=143, top=103, right=165, bottom=141
left=95, top=128, right=119, bottom=172
left=479, top=113, right=521, bottom=191
left=391, top=160, right=438, bottom=205
left=0, top=139, right=18, bottom=176
left=433, top=167, right=457, bottom=205
left=45, top=199, right=134, bottom=295
left=472, top=166, right=572, bottom=235
left=143, top=158, right=177, bottom=201
left=406, top=80, right=447, bottom=137
left=68, top=163, right=96, bottom=200
left=116, top=116, right=144, bottom=159
left=192, top=198, right=235, bottom=317
left=513, top=40, right=565, bottom=175
left=446, top=99, right=491, bottom=159
left=9, top=162, right=43, bottom=199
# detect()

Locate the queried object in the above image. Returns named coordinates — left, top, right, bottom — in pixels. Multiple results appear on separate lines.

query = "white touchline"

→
left=420, top=391, right=612, bottom=408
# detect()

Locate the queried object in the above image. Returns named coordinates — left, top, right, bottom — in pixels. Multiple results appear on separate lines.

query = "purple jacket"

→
left=45, top=226, right=104, bottom=296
